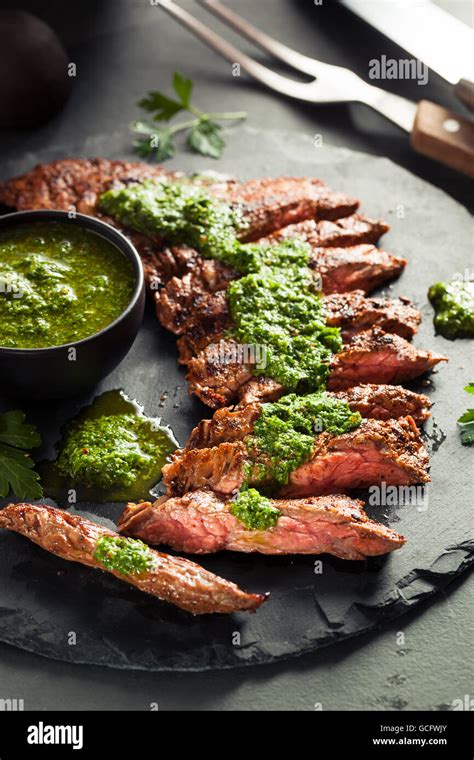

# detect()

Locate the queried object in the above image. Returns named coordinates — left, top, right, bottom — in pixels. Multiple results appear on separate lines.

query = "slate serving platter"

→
left=0, top=128, right=472, bottom=671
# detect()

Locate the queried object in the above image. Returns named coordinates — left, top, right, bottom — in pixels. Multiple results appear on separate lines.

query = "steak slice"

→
left=0, top=503, right=266, bottom=615
left=281, top=416, right=429, bottom=498
left=188, top=338, right=285, bottom=408
left=177, top=320, right=232, bottom=366
left=162, top=417, right=429, bottom=498
left=324, top=291, right=420, bottom=339
left=330, top=384, right=432, bottom=423
left=186, top=329, right=446, bottom=408
left=0, top=161, right=359, bottom=240
left=186, top=402, right=263, bottom=450
left=163, top=441, right=251, bottom=497
left=328, top=328, right=448, bottom=390
left=236, top=376, right=286, bottom=406
left=236, top=376, right=434, bottom=416
left=160, top=273, right=418, bottom=355
left=185, top=385, right=432, bottom=451
left=157, top=252, right=410, bottom=337
left=156, top=261, right=236, bottom=335
left=215, top=176, right=359, bottom=240
left=311, top=245, right=406, bottom=294
left=187, top=339, right=254, bottom=408
left=146, top=216, right=392, bottom=293
left=264, top=214, right=389, bottom=248
left=118, top=490, right=405, bottom=559
left=140, top=243, right=203, bottom=291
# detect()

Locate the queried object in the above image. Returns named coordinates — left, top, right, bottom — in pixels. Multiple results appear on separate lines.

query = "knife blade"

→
left=339, top=0, right=473, bottom=106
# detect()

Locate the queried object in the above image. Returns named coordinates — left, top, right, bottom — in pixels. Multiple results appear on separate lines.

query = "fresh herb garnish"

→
left=0, top=410, right=42, bottom=499
left=458, top=383, right=474, bottom=445
left=132, top=71, right=247, bottom=161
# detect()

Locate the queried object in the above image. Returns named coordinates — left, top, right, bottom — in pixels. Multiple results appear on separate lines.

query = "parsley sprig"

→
left=131, top=72, right=247, bottom=161
left=457, top=383, right=474, bottom=446
left=0, top=410, right=43, bottom=499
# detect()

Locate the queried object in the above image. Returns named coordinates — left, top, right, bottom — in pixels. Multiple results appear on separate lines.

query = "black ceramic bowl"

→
left=0, top=210, right=145, bottom=400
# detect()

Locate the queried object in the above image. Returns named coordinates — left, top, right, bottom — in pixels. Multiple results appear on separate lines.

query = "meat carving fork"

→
left=157, top=0, right=474, bottom=177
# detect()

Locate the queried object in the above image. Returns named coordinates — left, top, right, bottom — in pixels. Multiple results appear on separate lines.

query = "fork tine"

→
left=157, top=0, right=315, bottom=100
left=199, top=0, right=328, bottom=77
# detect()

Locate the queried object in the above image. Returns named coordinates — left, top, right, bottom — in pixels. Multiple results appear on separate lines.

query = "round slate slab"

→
left=0, top=128, right=472, bottom=671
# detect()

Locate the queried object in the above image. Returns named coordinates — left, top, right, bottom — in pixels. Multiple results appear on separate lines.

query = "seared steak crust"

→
left=0, top=158, right=179, bottom=214
left=311, top=245, right=406, bottom=294
left=186, top=403, right=263, bottom=450
left=263, top=214, right=389, bottom=248
left=163, top=441, right=253, bottom=497
left=0, top=503, right=266, bottom=614
left=323, top=290, right=420, bottom=340
left=118, top=490, right=405, bottom=559
left=162, top=417, right=429, bottom=498
left=187, top=346, right=244, bottom=408
left=177, top=321, right=231, bottom=366
left=331, top=384, right=432, bottom=423
left=214, top=176, right=359, bottom=240
left=140, top=244, right=203, bottom=291
left=157, top=261, right=236, bottom=335
left=237, top=376, right=285, bottom=406
left=328, top=329, right=448, bottom=390
left=186, top=339, right=254, bottom=408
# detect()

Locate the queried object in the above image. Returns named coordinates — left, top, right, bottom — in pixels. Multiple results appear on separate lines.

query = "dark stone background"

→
left=0, top=0, right=472, bottom=710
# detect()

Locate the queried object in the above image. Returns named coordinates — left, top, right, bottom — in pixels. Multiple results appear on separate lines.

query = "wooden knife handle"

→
left=411, top=100, right=474, bottom=178
left=454, top=78, right=474, bottom=113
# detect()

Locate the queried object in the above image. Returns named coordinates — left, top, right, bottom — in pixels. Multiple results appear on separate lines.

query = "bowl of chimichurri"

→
left=0, top=210, right=145, bottom=399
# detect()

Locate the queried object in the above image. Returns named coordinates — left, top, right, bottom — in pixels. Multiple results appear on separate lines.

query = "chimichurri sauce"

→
left=57, top=414, right=168, bottom=491
left=228, top=240, right=342, bottom=392
left=99, top=179, right=243, bottom=262
left=41, top=390, right=177, bottom=503
left=99, top=180, right=344, bottom=393
left=230, top=488, right=281, bottom=531
left=0, top=222, right=135, bottom=349
left=94, top=535, right=156, bottom=576
left=428, top=279, right=474, bottom=339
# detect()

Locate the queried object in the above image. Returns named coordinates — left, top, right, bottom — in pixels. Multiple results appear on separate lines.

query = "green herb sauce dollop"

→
left=94, top=535, right=155, bottom=575
left=99, top=179, right=243, bottom=261
left=228, top=240, right=343, bottom=391
left=57, top=414, right=171, bottom=491
left=248, top=392, right=362, bottom=487
left=428, top=279, right=474, bottom=339
left=0, top=222, right=134, bottom=349
left=230, top=488, right=281, bottom=531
